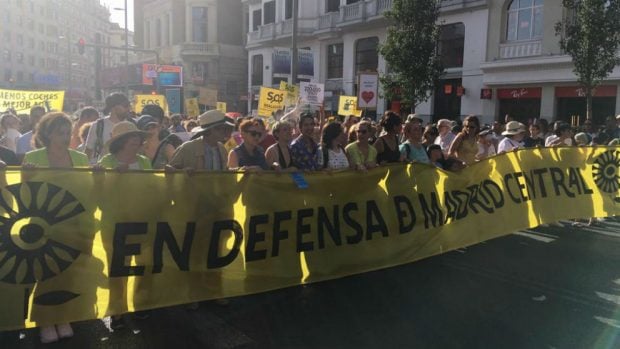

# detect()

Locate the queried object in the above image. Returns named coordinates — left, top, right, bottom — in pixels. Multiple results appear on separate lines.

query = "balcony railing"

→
left=179, top=43, right=220, bottom=56
left=499, top=40, right=542, bottom=59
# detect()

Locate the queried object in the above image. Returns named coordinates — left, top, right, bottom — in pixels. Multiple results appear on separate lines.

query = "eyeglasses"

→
left=466, top=125, right=477, bottom=129
left=246, top=130, right=263, bottom=138
left=357, top=129, right=368, bottom=134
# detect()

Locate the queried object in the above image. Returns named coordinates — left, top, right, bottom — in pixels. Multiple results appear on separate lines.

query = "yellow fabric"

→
left=0, top=89, right=64, bottom=113
left=0, top=147, right=618, bottom=330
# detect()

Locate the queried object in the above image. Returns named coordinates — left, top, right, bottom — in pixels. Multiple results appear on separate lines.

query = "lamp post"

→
left=114, top=0, right=130, bottom=95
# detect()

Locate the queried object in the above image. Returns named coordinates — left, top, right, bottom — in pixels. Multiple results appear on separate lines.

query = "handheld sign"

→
left=258, top=87, right=285, bottom=118
left=357, top=73, right=379, bottom=108
left=300, top=82, right=324, bottom=106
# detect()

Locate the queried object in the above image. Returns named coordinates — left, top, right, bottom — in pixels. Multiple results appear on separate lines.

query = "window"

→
left=264, top=1, right=276, bottom=24
left=16, top=52, right=23, bottom=64
left=327, top=43, right=344, bottom=79
left=192, top=7, right=208, bottom=42
left=285, top=0, right=293, bottom=20
left=326, top=0, right=340, bottom=13
left=507, top=0, right=543, bottom=41
left=439, top=23, right=464, bottom=68
left=355, top=37, right=379, bottom=74
left=251, top=54, right=263, bottom=86
left=346, top=0, right=361, bottom=4
left=252, top=10, right=262, bottom=31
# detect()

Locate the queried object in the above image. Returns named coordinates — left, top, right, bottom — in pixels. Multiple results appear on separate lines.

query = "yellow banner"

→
left=184, top=98, right=200, bottom=118
left=279, top=81, right=299, bottom=107
left=0, top=147, right=618, bottom=330
left=0, top=89, right=65, bottom=113
left=216, top=102, right=227, bottom=113
left=134, top=95, right=168, bottom=114
left=258, top=87, right=285, bottom=118
left=338, top=95, right=362, bottom=117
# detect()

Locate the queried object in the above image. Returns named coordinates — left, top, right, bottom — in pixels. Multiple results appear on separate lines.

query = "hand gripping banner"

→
left=0, top=147, right=618, bottom=330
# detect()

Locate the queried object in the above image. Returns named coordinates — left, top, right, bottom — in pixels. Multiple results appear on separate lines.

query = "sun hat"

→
left=106, top=121, right=148, bottom=154
left=136, top=115, right=159, bottom=131
left=502, top=121, right=526, bottom=136
left=190, top=110, right=235, bottom=139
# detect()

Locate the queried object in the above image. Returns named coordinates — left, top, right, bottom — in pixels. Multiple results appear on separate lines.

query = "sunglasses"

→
left=357, top=129, right=368, bottom=134
left=466, top=125, right=477, bottom=129
left=246, top=130, right=263, bottom=138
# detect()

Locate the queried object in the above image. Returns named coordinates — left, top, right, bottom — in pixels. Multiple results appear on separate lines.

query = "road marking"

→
left=581, top=226, right=620, bottom=238
left=600, top=220, right=620, bottom=228
left=513, top=231, right=556, bottom=243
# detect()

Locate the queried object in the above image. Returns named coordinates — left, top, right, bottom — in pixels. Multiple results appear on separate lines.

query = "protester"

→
left=168, top=110, right=234, bottom=171
left=85, top=93, right=132, bottom=162
left=317, top=122, right=350, bottom=170
left=600, top=116, right=620, bottom=140
left=140, top=104, right=170, bottom=141
left=491, top=121, right=504, bottom=145
left=581, top=119, right=597, bottom=141
left=16, top=106, right=46, bottom=159
left=497, top=121, right=526, bottom=153
left=343, top=114, right=361, bottom=134
left=523, top=120, right=545, bottom=148
left=98, top=121, right=152, bottom=170
left=76, top=123, right=92, bottom=153
left=574, top=132, right=589, bottom=146
left=0, top=112, right=22, bottom=152
left=434, top=119, right=456, bottom=155
left=70, top=107, right=99, bottom=149
left=422, top=124, right=439, bottom=148
left=374, top=111, right=403, bottom=164
left=345, top=121, right=377, bottom=171
left=448, top=115, right=480, bottom=165
left=22, top=112, right=89, bottom=344
left=426, top=144, right=445, bottom=169
left=169, top=114, right=186, bottom=133
left=255, top=117, right=277, bottom=150
left=265, top=121, right=296, bottom=170
left=228, top=118, right=269, bottom=171
left=290, top=112, right=320, bottom=171
left=545, top=122, right=573, bottom=147
left=476, top=128, right=497, bottom=160
left=400, top=121, right=430, bottom=164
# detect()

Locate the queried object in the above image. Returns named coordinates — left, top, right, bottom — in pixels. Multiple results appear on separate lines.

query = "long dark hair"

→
left=320, top=122, right=344, bottom=168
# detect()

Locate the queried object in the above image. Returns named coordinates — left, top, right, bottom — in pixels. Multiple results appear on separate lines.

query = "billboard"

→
left=142, top=64, right=183, bottom=87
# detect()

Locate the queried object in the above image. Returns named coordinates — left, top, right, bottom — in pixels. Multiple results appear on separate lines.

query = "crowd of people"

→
left=1, top=92, right=619, bottom=343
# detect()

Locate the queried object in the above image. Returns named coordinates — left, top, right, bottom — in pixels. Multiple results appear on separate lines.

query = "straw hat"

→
left=502, top=121, right=526, bottom=136
left=191, top=110, right=235, bottom=139
left=106, top=121, right=148, bottom=153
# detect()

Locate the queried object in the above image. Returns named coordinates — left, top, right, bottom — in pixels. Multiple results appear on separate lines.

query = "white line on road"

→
left=523, top=229, right=559, bottom=239
left=581, top=226, right=620, bottom=238
left=513, top=231, right=556, bottom=243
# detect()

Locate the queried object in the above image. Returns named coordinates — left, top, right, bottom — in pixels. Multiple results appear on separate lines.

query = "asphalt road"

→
left=3, top=218, right=620, bottom=349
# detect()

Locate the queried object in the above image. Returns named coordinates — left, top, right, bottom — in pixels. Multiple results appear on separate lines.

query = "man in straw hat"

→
left=167, top=110, right=234, bottom=171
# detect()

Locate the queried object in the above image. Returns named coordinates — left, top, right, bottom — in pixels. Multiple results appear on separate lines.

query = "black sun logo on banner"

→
left=592, top=150, right=620, bottom=194
left=0, top=182, right=85, bottom=285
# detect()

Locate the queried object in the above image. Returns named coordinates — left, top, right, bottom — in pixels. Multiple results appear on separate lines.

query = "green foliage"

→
left=555, top=0, right=620, bottom=117
left=379, top=0, right=443, bottom=109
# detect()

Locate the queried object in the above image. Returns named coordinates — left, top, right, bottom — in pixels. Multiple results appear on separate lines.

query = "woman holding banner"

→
left=317, top=122, right=350, bottom=170
left=265, top=121, right=296, bottom=170
left=374, top=111, right=403, bottom=164
left=345, top=121, right=377, bottom=171
left=97, top=121, right=152, bottom=171
left=22, top=112, right=89, bottom=343
left=228, top=118, right=269, bottom=171
left=448, top=115, right=480, bottom=165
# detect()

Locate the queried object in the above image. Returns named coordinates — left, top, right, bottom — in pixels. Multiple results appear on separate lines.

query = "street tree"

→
left=555, top=0, right=620, bottom=120
left=379, top=0, right=443, bottom=112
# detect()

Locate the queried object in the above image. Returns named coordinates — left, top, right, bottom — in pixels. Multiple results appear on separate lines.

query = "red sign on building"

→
left=497, top=87, right=542, bottom=99
left=555, top=85, right=617, bottom=98
left=480, top=88, right=493, bottom=99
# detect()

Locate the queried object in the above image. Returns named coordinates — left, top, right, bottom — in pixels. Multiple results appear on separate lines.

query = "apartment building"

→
left=244, top=0, right=620, bottom=125
left=0, top=0, right=113, bottom=110
left=134, top=0, right=248, bottom=112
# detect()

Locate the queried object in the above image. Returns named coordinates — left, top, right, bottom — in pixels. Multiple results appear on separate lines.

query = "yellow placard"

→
left=338, top=96, right=362, bottom=117
left=199, top=88, right=218, bottom=106
left=0, top=89, right=65, bottom=113
left=134, top=95, right=168, bottom=114
left=258, top=87, right=285, bottom=117
left=216, top=102, right=227, bottom=113
left=279, top=81, right=299, bottom=107
left=0, top=147, right=618, bottom=330
left=184, top=98, right=200, bottom=118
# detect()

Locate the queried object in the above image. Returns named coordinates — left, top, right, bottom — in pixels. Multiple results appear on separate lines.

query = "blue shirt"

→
left=290, top=136, right=319, bottom=171
left=16, top=131, right=33, bottom=155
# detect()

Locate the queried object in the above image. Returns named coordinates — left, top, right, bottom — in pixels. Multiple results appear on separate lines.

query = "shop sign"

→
left=497, top=87, right=542, bottom=99
left=555, top=85, right=617, bottom=98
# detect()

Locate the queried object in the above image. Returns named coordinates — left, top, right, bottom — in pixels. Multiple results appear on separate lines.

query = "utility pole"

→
left=124, top=0, right=130, bottom=95
left=291, top=0, right=298, bottom=85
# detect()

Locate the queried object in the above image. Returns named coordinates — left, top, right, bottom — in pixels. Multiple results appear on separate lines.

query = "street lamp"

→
left=113, top=0, right=130, bottom=95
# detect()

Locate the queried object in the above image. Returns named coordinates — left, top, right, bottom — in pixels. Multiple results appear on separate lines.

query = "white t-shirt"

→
left=317, top=147, right=350, bottom=170
left=497, top=137, right=522, bottom=154
left=85, top=117, right=116, bottom=160
left=434, top=132, right=456, bottom=153
left=3, top=128, right=21, bottom=152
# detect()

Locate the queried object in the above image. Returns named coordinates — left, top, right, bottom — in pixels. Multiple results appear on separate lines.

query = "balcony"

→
left=499, top=40, right=542, bottom=59
left=316, top=0, right=393, bottom=32
left=177, top=43, right=220, bottom=57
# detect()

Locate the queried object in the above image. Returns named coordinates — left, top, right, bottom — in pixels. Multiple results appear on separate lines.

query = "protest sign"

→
left=338, top=96, right=363, bottom=117
left=134, top=95, right=168, bottom=114
left=357, top=73, right=379, bottom=108
left=184, top=98, right=200, bottom=118
left=279, top=81, right=299, bottom=107
left=216, top=102, right=227, bottom=113
left=258, top=87, right=285, bottom=117
left=300, top=82, right=324, bottom=106
left=0, top=89, right=65, bottom=113
left=199, top=88, right=218, bottom=106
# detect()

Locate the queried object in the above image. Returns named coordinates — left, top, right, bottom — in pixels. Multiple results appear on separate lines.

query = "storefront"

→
left=433, top=79, right=463, bottom=121
left=555, top=85, right=617, bottom=126
left=497, top=87, right=542, bottom=123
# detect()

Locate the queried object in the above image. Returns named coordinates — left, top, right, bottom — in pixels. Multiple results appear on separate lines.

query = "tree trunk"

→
left=586, top=87, right=592, bottom=121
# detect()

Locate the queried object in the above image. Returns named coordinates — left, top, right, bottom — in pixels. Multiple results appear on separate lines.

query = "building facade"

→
left=244, top=0, right=620, bottom=125
left=134, top=0, right=248, bottom=113
left=0, top=0, right=114, bottom=111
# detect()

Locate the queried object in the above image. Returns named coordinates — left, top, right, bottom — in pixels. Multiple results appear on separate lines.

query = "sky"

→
left=99, top=0, right=135, bottom=31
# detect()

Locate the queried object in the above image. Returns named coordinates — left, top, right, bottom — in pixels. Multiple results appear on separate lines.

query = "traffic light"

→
left=77, top=38, right=85, bottom=55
